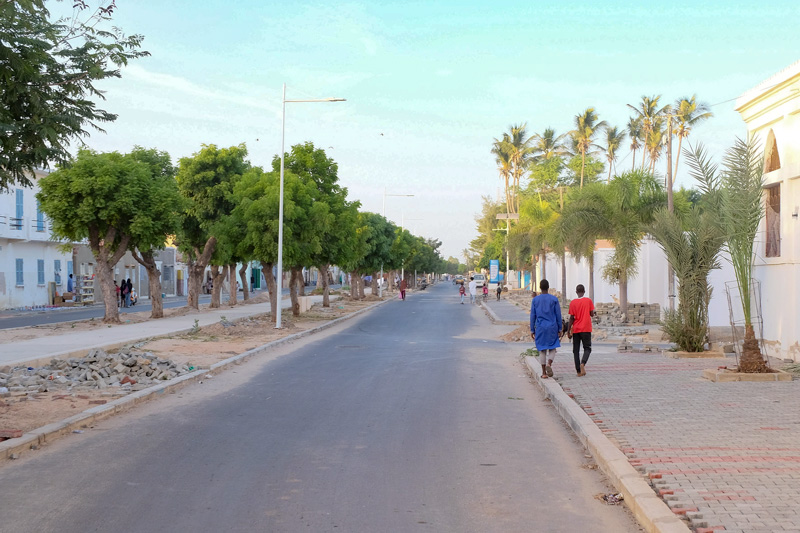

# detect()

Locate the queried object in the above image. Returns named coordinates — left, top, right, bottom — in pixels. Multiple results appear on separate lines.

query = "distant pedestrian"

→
left=482, top=283, right=489, bottom=301
left=468, top=276, right=477, bottom=304
left=530, top=279, right=562, bottom=379
left=67, top=273, right=74, bottom=293
left=400, top=278, right=407, bottom=300
left=568, top=284, right=595, bottom=377
left=250, top=274, right=255, bottom=292
left=115, top=280, right=121, bottom=308
left=496, top=284, right=502, bottom=300
left=124, top=278, right=132, bottom=308
left=459, top=283, right=466, bottom=304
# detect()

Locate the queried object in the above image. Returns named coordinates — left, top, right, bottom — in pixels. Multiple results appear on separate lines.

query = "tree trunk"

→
left=211, top=265, right=226, bottom=308
left=739, top=324, right=768, bottom=373
left=289, top=267, right=302, bottom=316
left=673, top=136, right=685, bottom=182
left=227, top=263, right=238, bottom=306
left=358, top=274, right=366, bottom=299
left=186, top=237, right=216, bottom=310
left=540, top=250, right=546, bottom=281
left=297, top=269, right=306, bottom=297
left=239, top=263, right=249, bottom=301
left=87, top=226, right=130, bottom=324
left=580, top=151, right=586, bottom=188
left=561, top=253, right=567, bottom=301
left=631, top=148, right=636, bottom=171
left=262, top=261, right=278, bottom=322
left=350, top=271, right=360, bottom=300
left=131, top=249, right=164, bottom=319
left=588, top=254, right=595, bottom=303
left=318, top=264, right=331, bottom=307
left=619, top=272, right=628, bottom=323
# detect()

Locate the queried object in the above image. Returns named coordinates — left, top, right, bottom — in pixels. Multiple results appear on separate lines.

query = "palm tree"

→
left=672, top=95, right=713, bottom=179
left=531, top=128, right=569, bottom=163
left=602, top=125, right=627, bottom=182
left=650, top=206, right=724, bottom=352
left=571, top=108, right=608, bottom=189
left=685, top=138, right=767, bottom=372
left=491, top=140, right=513, bottom=215
left=493, top=124, right=533, bottom=214
left=628, top=95, right=668, bottom=171
left=626, top=117, right=643, bottom=171
left=644, top=117, right=665, bottom=173
left=559, top=183, right=607, bottom=302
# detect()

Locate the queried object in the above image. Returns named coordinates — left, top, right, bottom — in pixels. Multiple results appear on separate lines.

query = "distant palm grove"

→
left=473, top=95, right=770, bottom=371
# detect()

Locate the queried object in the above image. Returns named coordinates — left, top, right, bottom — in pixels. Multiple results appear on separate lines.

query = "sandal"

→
left=541, top=373, right=548, bottom=379
left=545, top=364, right=554, bottom=377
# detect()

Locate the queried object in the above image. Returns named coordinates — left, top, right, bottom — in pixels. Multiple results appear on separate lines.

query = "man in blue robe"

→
left=530, top=279, right=562, bottom=379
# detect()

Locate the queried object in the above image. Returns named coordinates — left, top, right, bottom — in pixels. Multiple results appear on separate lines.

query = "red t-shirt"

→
left=568, top=297, right=594, bottom=333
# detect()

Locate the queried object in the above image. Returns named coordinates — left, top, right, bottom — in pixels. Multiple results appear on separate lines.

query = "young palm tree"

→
left=686, top=139, right=767, bottom=372
left=627, top=95, right=668, bottom=171
left=626, top=117, right=643, bottom=171
left=570, top=108, right=608, bottom=189
left=531, top=127, right=569, bottom=163
left=650, top=206, right=725, bottom=352
left=559, top=183, right=607, bottom=302
left=602, top=125, right=627, bottom=182
left=673, top=95, right=713, bottom=179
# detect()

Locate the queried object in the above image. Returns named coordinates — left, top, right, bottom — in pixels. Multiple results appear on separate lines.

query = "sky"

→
left=49, top=0, right=800, bottom=260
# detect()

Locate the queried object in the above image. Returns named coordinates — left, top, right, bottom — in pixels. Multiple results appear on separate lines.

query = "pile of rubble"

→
left=0, top=348, right=194, bottom=395
left=594, top=302, right=660, bottom=326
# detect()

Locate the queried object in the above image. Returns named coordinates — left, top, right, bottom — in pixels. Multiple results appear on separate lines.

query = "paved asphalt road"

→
left=0, top=283, right=641, bottom=532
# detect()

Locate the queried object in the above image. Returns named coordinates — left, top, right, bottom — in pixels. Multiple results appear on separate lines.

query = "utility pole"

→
left=495, top=213, right=519, bottom=288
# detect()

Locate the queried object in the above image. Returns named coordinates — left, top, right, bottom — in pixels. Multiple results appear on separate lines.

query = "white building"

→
left=0, top=170, right=77, bottom=309
left=736, top=60, right=800, bottom=361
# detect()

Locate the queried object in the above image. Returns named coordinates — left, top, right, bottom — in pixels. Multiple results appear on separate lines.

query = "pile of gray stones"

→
left=0, top=347, right=193, bottom=396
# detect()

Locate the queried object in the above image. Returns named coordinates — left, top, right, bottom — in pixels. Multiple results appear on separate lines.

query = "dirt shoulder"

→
left=0, top=293, right=382, bottom=438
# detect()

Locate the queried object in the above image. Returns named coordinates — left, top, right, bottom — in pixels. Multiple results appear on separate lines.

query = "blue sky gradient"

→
left=52, top=1, right=800, bottom=258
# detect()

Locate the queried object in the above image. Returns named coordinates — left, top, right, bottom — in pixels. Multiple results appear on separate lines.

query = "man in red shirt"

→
left=567, top=284, right=595, bottom=377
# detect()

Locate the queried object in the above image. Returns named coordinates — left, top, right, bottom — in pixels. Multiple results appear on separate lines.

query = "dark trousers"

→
left=573, top=332, right=592, bottom=372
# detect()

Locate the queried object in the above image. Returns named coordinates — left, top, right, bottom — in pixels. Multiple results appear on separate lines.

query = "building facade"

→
left=0, top=170, right=77, bottom=309
left=736, top=60, right=800, bottom=361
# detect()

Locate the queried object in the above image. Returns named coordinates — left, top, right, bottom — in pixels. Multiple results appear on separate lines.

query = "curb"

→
left=1, top=298, right=391, bottom=463
left=480, top=301, right=527, bottom=325
left=522, top=355, right=690, bottom=533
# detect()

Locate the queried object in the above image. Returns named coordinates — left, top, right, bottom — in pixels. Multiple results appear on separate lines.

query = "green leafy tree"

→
left=126, top=147, right=181, bottom=318
left=562, top=155, right=604, bottom=187
left=37, top=149, right=150, bottom=323
left=1, top=1, right=148, bottom=189
left=175, top=144, right=248, bottom=309
left=274, top=142, right=360, bottom=307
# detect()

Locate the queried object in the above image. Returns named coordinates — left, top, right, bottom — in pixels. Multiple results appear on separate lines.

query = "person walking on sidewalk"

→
left=496, top=283, right=502, bottom=300
left=459, top=283, right=466, bottom=304
left=482, top=283, right=489, bottom=301
left=399, top=278, right=407, bottom=301
left=568, top=283, right=595, bottom=377
left=530, top=279, right=562, bottom=379
left=468, top=277, right=477, bottom=304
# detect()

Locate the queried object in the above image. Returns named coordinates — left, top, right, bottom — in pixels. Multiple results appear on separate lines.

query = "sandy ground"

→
left=0, top=293, right=379, bottom=437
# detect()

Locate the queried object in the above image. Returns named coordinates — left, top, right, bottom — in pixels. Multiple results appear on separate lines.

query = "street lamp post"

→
left=379, top=187, right=413, bottom=297
left=276, top=83, right=345, bottom=328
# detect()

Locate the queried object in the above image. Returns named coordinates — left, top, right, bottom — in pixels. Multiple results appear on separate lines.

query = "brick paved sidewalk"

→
left=544, top=345, right=800, bottom=533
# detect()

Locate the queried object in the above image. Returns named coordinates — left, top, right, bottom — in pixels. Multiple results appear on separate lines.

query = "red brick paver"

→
left=548, top=347, right=800, bottom=533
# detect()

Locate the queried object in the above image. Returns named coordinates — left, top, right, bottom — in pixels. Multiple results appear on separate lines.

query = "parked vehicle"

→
left=454, top=275, right=465, bottom=285
left=472, top=274, right=486, bottom=288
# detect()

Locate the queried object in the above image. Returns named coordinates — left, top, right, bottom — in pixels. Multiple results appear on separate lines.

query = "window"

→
left=37, top=259, right=45, bottom=285
left=36, top=200, right=44, bottom=231
left=766, top=185, right=780, bottom=258
left=16, top=259, right=23, bottom=286
left=163, top=265, right=173, bottom=281
left=764, top=130, right=781, bottom=173
left=13, top=189, right=23, bottom=230
left=54, top=259, right=62, bottom=285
